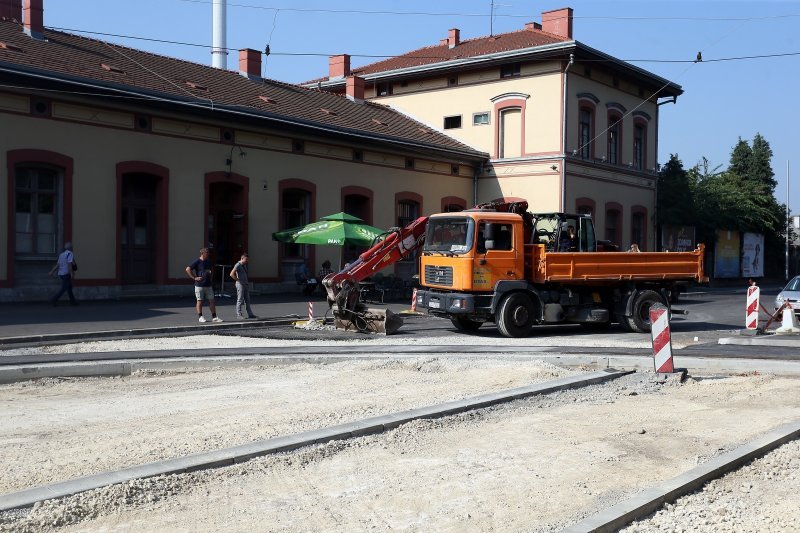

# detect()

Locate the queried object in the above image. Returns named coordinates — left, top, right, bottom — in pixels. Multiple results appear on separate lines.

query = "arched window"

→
left=342, top=186, right=374, bottom=265
left=499, top=107, right=522, bottom=159
left=604, top=202, right=623, bottom=246
left=14, top=165, right=61, bottom=257
left=633, top=119, right=647, bottom=170
left=575, top=197, right=596, bottom=218
left=578, top=106, right=594, bottom=159
left=607, top=113, right=622, bottom=165
left=280, top=186, right=312, bottom=259
left=631, top=206, right=648, bottom=250
left=441, top=196, right=467, bottom=212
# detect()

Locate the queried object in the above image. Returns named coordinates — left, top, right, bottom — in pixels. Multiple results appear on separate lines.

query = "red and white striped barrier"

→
left=411, top=288, right=418, bottom=312
left=649, top=303, right=674, bottom=373
left=746, top=285, right=760, bottom=330
left=308, top=301, right=314, bottom=322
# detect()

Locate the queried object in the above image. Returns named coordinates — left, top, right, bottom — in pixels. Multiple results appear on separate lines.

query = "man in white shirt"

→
left=48, top=242, right=78, bottom=306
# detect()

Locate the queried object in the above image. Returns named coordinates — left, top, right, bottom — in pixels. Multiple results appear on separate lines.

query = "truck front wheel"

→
left=497, top=293, right=534, bottom=338
left=624, top=290, right=663, bottom=333
left=450, top=316, right=483, bottom=332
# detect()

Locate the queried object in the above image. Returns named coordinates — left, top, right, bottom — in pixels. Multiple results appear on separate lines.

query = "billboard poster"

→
left=714, top=230, right=740, bottom=278
left=661, top=226, right=695, bottom=252
left=741, top=233, right=764, bottom=278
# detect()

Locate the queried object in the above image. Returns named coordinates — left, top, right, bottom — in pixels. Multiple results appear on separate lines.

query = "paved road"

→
left=1, top=285, right=796, bottom=355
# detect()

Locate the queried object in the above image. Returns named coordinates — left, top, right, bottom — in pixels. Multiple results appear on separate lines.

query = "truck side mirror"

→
left=483, top=223, right=496, bottom=250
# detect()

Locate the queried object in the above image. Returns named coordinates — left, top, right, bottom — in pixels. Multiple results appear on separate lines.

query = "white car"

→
left=774, top=276, right=800, bottom=316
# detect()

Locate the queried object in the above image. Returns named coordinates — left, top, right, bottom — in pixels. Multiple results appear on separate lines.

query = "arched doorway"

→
left=342, top=188, right=372, bottom=267
left=120, top=173, right=159, bottom=284
left=207, top=181, right=247, bottom=269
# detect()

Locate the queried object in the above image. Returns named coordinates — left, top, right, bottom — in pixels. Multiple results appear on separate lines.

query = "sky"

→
left=43, top=0, right=799, bottom=214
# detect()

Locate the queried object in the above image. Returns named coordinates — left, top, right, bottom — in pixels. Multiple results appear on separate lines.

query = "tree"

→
left=749, top=133, right=777, bottom=189
left=657, top=154, right=695, bottom=227
left=728, top=137, right=751, bottom=179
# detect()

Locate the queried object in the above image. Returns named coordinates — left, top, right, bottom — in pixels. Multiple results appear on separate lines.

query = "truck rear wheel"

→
left=496, top=293, right=534, bottom=338
left=450, top=316, right=483, bottom=332
left=623, top=290, right=663, bottom=333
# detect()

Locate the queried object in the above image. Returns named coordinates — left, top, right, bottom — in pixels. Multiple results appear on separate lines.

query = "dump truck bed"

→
left=527, top=244, right=707, bottom=284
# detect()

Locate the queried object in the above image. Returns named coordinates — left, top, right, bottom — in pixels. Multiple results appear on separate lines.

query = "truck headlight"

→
left=451, top=298, right=464, bottom=309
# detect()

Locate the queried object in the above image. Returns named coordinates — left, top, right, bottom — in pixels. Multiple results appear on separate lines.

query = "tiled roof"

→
left=0, top=20, right=486, bottom=159
left=308, top=27, right=570, bottom=84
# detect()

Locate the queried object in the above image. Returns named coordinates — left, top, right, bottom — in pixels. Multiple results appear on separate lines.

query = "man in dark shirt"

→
left=185, top=248, right=222, bottom=323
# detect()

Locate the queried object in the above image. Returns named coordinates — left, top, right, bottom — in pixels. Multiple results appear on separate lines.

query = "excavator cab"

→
left=532, top=213, right=596, bottom=252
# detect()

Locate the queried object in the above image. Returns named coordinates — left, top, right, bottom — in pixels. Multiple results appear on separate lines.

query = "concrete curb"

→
left=0, top=318, right=299, bottom=346
left=2, top=349, right=800, bottom=385
left=0, top=368, right=630, bottom=512
left=718, top=335, right=800, bottom=347
left=562, top=419, right=800, bottom=533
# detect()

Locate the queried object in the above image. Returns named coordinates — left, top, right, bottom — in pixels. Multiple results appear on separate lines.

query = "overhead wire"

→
left=47, top=26, right=800, bottom=65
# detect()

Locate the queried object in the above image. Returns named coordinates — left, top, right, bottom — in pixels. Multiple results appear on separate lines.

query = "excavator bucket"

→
left=333, top=306, right=404, bottom=335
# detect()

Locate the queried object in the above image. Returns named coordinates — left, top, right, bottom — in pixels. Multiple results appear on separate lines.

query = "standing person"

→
left=185, top=248, right=222, bottom=323
left=317, top=260, right=334, bottom=295
left=230, top=252, right=257, bottom=319
left=48, top=242, right=78, bottom=306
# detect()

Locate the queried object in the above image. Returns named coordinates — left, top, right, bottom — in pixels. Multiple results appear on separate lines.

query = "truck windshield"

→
left=424, top=218, right=475, bottom=255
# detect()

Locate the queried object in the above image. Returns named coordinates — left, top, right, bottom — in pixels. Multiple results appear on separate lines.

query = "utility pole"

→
left=787, top=160, right=791, bottom=281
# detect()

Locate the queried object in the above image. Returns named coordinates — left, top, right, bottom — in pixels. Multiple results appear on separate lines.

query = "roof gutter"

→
left=306, top=40, right=682, bottom=96
left=305, top=41, right=577, bottom=89
left=0, top=63, right=488, bottom=162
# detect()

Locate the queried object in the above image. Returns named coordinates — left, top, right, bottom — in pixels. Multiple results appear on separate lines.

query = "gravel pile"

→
left=1, top=364, right=797, bottom=532
left=624, top=439, right=800, bottom=532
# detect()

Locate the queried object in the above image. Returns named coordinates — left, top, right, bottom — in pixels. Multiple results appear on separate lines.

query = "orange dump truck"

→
left=415, top=204, right=707, bottom=337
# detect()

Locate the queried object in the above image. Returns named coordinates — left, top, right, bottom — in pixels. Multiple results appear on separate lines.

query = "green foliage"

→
left=658, top=134, right=786, bottom=276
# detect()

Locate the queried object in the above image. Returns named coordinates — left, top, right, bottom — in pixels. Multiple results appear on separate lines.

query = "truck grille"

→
left=425, top=265, right=453, bottom=287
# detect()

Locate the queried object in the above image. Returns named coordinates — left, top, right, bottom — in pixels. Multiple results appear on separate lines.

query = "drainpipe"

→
left=473, top=162, right=482, bottom=206
left=560, top=53, right=574, bottom=212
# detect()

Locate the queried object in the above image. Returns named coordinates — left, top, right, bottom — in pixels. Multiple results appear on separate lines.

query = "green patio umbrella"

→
left=272, top=212, right=385, bottom=268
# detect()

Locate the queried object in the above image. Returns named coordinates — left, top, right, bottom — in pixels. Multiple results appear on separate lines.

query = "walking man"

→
left=185, top=248, right=222, bottom=323
left=48, top=242, right=78, bottom=306
left=230, top=252, right=257, bottom=319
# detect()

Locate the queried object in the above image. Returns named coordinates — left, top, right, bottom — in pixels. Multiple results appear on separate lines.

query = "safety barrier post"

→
left=650, top=303, right=675, bottom=374
left=308, top=301, right=313, bottom=323
left=411, top=288, right=418, bottom=312
left=746, top=284, right=760, bottom=330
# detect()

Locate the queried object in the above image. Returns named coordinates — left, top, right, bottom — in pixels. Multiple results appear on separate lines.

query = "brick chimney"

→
left=524, top=21, right=542, bottom=31
left=0, top=0, right=22, bottom=20
left=541, top=7, right=573, bottom=39
left=23, top=0, right=43, bottom=39
left=238, top=48, right=261, bottom=79
left=448, top=28, right=460, bottom=48
left=329, top=54, right=350, bottom=79
left=346, top=75, right=364, bottom=103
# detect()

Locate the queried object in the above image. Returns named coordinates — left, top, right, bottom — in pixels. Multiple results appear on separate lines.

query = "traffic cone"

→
left=775, top=303, right=800, bottom=334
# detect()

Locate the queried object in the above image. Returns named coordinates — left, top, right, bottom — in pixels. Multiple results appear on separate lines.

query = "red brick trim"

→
left=395, top=191, right=423, bottom=219
left=575, top=197, right=596, bottom=217
left=4, top=149, right=73, bottom=288
left=115, top=161, right=170, bottom=285
left=492, top=97, right=527, bottom=159
left=340, top=185, right=374, bottom=225
left=441, top=196, right=467, bottom=211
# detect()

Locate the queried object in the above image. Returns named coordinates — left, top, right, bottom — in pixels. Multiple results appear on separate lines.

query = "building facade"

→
left=0, top=1, right=485, bottom=301
left=306, top=7, right=683, bottom=252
